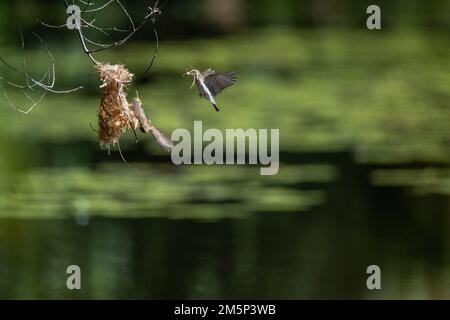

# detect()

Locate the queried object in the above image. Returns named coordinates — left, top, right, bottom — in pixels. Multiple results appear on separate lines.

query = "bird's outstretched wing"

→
left=204, top=72, right=237, bottom=97
left=202, top=68, right=216, bottom=77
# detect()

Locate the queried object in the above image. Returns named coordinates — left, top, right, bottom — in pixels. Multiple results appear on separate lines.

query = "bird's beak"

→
left=183, top=68, right=195, bottom=89
left=183, top=65, right=195, bottom=77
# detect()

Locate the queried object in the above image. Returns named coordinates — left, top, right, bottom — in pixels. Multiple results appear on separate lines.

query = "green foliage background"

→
left=0, top=0, right=449, bottom=299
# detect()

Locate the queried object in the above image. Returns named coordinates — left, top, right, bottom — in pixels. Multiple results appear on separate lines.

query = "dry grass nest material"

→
left=96, top=63, right=139, bottom=148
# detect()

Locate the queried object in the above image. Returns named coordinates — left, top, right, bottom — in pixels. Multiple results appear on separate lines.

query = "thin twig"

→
left=83, top=0, right=115, bottom=13
left=61, top=0, right=98, bottom=64
left=142, top=28, right=159, bottom=76
left=0, top=83, right=47, bottom=114
left=117, top=141, right=138, bottom=171
left=0, top=31, right=83, bottom=114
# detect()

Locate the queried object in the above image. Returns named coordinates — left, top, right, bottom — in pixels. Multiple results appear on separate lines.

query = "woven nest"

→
left=96, top=63, right=139, bottom=148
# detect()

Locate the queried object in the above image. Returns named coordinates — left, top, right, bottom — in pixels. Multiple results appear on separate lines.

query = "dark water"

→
left=0, top=27, right=449, bottom=299
left=0, top=146, right=448, bottom=299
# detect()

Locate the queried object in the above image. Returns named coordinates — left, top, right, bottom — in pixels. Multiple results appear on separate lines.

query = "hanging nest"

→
left=96, top=63, right=139, bottom=148
left=95, top=63, right=174, bottom=152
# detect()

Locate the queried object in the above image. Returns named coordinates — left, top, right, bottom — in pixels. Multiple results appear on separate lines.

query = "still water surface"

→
left=0, top=149, right=448, bottom=299
left=0, top=29, right=449, bottom=299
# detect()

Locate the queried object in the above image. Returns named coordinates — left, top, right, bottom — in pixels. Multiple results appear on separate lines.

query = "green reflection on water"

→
left=0, top=164, right=335, bottom=219
left=0, top=28, right=449, bottom=299
left=372, top=168, right=450, bottom=195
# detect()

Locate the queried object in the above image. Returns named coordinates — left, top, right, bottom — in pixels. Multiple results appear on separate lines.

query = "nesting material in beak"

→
left=183, top=68, right=196, bottom=90
left=189, top=77, right=196, bottom=90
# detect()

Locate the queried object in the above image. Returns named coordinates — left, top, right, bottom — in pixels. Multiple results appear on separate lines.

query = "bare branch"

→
left=117, top=0, right=135, bottom=31
left=1, top=1, right=166, bottom=115
left=58, top=0, right=162, bottom=66
left=132, top=97, right=174, bottom=152
left=60, top=0, right=99, bottom=64
left=83, top=0, right=115, bottom=13
left=0, top=83, right=48, bottom=114
left=83, top=36, right=111, bottom=48
left=38, top=20, right=69, bottom=29
left=0, top=32, right=83, bottom=114
left=141, top=28, right=159, bottom=77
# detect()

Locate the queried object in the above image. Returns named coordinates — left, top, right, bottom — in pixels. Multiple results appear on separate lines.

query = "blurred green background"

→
left=0, top=0, right=449, bottom=299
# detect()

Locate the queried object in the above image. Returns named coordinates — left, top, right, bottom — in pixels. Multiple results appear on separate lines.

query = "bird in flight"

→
left=184, top=68, right=237, bottom=112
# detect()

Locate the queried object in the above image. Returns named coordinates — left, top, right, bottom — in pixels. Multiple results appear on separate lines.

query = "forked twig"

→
left=0, top=31, right=83, bottom=114
left=59, top=0, right=162, bottom=68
